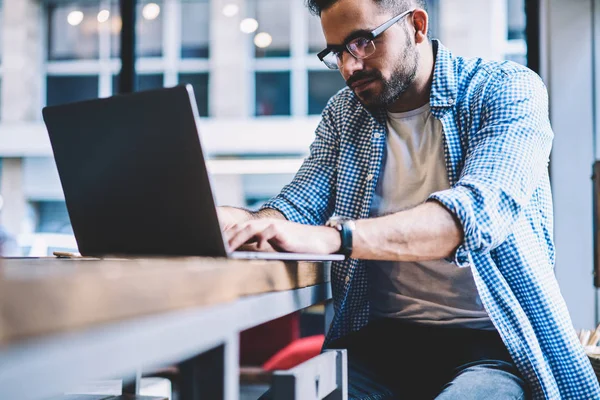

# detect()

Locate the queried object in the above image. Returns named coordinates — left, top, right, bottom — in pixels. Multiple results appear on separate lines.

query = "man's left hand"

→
left=225, top=219, right=341, bottom=254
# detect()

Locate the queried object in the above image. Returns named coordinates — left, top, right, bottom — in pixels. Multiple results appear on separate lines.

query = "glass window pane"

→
left=507, top=0, right=526, bottom=40
left=111, top=0, right=164, bottom=58
left=308, top=71, right=346, bottom=115
left=0, top=9, right=4, bottom=63
left=138, top=74, right=164, bottom=90
left=48, top=2, right=99, bottom=61
left=255, top=72, right=290, bottom=116
left=506, top=0, right=527, bottom=65
left=425, top=0, right=439, bottom=38
left=179, top=73, right=209, bottom=117
left=252, top=0, right=290, bottom=58
left=36, top=201, right=73, bottom=234
left=46, top=76, right=99, bottom=106
left=181, top=1, right=210, bottom=58
left=112, top=74, right=164, bottom=92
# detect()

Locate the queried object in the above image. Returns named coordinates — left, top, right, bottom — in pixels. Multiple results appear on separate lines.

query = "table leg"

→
left=178, top=335, right=239, bottom=400
left=122, top=369, right=142, bottom=395
left=325, top=299, right=334, bottom=336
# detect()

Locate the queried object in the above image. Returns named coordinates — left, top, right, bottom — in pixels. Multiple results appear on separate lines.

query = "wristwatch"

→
left=326, top=216, right=356, bottom=258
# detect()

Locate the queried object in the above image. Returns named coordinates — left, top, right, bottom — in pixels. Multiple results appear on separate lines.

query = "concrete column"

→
left=209, top=0, right=250, bottom=118
left=1, top=0, right=44, bottom=122
left=0, top=0, right=44, bottom=237
left=208, top=0, right=249, bottom=207
left=0, top=158, right=26, bottom=237
left=438, top=0, right=508, bottom=61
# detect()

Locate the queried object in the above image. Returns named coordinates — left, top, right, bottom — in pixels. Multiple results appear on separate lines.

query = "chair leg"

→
left=271, top=349, right=347, bottom=400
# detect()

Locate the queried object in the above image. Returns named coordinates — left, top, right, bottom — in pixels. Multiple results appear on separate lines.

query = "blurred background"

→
left=0, top=0, right=527, bottom=252
left=0, top=0, right=598, bottom=333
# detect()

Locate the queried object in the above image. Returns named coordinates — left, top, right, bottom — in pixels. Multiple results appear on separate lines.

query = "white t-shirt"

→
left=367, top=103, right=495, bottom=330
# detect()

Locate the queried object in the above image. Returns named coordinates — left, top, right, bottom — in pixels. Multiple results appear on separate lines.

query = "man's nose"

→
left=340, top=51, right=365, bottom=80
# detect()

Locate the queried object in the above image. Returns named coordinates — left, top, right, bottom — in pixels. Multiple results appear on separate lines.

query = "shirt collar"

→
left=429, top=39, right=459, bottom=109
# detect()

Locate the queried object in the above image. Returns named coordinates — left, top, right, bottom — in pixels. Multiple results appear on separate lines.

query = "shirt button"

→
left=345, top=275, right=350, bottom=284
left=448, top=98, right=455, bottom=105
left=367, top=174, right=374, bottom=181
left=373, top=133, right=381, bottom=139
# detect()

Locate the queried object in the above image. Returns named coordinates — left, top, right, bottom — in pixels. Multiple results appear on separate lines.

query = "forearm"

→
left=352, top=200, right=463, bottom=261
left=253, top=207, right=287, bottom=220
left=220, top=206, right=286, bottom=224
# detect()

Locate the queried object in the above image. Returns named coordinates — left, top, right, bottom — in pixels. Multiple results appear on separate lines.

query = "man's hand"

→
left=217, top=206, right=287, bottom=232
left=226, top=219, right=342, bottom=254
left=217, top=206, right=251, bottom=231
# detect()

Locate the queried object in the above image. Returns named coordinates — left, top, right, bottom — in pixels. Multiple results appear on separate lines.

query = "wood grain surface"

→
left=0, top=257, right=330, bottom=345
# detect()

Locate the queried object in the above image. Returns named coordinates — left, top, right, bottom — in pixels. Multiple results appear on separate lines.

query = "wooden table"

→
left=0, top=257, right=332, bottom=400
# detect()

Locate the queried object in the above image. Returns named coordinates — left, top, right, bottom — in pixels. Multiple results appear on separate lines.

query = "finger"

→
left=228, top=223, right=269, bottom=250
left=256, top=224, right=279, bottom=251
left=223, top=223, right=238, bottom=233
left=224, top=222, right=248, bottom=241
left=266, top=236, right=289, bottom=252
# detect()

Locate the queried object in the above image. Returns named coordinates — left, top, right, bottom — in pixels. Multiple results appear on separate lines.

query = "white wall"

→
left=547, top=0, right=597, bottom=330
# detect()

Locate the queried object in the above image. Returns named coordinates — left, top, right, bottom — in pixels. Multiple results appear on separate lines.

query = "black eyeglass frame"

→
left=317, top=9, right=416, bottom=66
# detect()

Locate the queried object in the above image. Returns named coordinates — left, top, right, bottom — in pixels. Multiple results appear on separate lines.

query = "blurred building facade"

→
left=0, top=0, right=527, bottom=240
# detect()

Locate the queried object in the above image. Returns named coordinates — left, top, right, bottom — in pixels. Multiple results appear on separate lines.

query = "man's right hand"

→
left=217, top=206, right=287, bottom=252
left=216, top=206, right=286, bottom=232
left=217, top=206, right=253, bottom=232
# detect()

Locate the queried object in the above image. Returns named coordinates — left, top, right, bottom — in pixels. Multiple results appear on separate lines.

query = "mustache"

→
left=346, top=70, right=381, bottom=88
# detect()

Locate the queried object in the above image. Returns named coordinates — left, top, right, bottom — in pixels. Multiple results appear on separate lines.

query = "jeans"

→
left=329, top=318, right=529, bottom=400
left=259, top=318, right=528, bottom=400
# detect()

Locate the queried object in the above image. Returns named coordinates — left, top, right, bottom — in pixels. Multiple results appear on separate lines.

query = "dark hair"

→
left=305, top=0, right=427, bottom=17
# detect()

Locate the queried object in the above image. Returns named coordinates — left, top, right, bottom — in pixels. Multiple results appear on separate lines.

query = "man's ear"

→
left=412, top=8, right=429, bottom=44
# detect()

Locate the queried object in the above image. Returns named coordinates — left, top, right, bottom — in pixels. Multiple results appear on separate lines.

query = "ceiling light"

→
left=240, top=18, right=258, bottom=34
left=67, top=10, right=84, bottom=26
left=254, top=32, right=272, bottom=48
left=142, top=3, right=161, bottom=20
left=222, top=4, right=239, bottom=17
left=97, top=9, right=110, bottom=23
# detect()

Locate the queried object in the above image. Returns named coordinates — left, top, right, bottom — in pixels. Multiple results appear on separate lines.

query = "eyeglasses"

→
left=317, top=9, right=415, bottom=70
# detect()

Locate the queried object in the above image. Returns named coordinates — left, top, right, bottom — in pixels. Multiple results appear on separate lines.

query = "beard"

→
left=346, top=31, right=419, bottom=111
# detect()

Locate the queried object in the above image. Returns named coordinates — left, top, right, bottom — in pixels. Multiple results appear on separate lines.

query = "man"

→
left=219, top=0, right=600, bottom=398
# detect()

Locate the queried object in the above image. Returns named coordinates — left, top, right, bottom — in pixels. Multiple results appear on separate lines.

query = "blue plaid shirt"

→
left=262, top=40, right=600, bottom=399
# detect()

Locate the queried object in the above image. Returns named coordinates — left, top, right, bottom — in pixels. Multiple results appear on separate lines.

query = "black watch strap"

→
left=339, top=221, right=353, bottom=257
left=326, top=217, right=355, bottom=258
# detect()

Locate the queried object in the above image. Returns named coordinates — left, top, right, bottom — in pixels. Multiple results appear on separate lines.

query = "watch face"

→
left=326, top=217, right=342, bottom=229
left=328, top=216, right=349, bottom=224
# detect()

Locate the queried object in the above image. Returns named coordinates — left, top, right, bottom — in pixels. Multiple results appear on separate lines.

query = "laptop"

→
left=42, top=85, right=344, bottom=262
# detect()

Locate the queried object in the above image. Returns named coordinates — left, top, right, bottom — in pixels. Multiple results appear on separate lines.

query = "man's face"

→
left=320, top=0, right=419, bottom=110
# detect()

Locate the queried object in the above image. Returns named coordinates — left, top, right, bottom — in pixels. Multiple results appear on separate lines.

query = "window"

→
left=110, top=0, right=164, bottom=58
left=255, top=72, right=291, bottom=116
left=0, top=8, right=4, bottom=63
left=48, top=2, right=100, bottom=60
left=179, top=73, right=209, bottom=116
left=506, top=0, right=527, bottom=65
left=35, top=201, right=73, bottom=234
left=112, top=74, right=164, bottom=92
left=46, top=76, right=99, bottom=106
left=251, top=0, right=291, bottom=58
left=181, top=0, right=210, bottom=58
left=45, top=0, right=210, bottom=109
left=308, top=71, right=345, bottom=115
left=507, top=0, right=526, bottom=40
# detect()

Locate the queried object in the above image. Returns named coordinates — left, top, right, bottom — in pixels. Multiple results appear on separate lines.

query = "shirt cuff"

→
left=446, top=245, right=472, bottom=268
left=260, top=196, right=300, bottom=223
left=428, top=188, right=473, bottom=268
